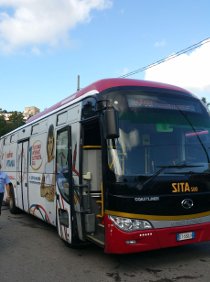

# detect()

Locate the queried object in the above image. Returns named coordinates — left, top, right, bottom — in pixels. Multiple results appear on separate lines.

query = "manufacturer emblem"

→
left=181, top=198, right=194, bottom=209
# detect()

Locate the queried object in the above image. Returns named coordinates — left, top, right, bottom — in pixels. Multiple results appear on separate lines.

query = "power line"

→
left=120, top=37, right=210, bottom=78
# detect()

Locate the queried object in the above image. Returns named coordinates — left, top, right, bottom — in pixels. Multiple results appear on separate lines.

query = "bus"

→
left=1, top=78, right=210, bottom=254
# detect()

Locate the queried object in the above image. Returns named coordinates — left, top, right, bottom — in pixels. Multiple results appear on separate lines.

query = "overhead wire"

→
left=120, top=37, right=210, bottom=78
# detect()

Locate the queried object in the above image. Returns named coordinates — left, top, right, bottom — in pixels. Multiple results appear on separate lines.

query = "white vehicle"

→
left=1, top=78, right=210, bottom=254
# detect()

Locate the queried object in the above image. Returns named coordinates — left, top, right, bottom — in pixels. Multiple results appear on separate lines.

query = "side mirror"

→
left=103, top=107, right=119, bottom=139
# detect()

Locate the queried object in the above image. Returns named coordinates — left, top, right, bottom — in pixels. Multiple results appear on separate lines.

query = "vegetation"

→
left=0, top=115, right=8, bottom=136
left=0, top=109, right=25, bottom=137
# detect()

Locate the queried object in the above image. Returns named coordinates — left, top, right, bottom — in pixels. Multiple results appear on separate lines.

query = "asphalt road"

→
left=1, top=205, right=210, bottom=282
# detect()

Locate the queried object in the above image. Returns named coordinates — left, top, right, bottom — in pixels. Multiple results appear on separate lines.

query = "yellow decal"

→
left=171, top=182, right=199, bottom=193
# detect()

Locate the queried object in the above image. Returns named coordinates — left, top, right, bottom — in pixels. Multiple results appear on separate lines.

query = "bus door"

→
left=16, top=139, right=29, bottom=212
left=81, top=119, right=104, bottom=246
left=56, top=126, right=74, bottom=243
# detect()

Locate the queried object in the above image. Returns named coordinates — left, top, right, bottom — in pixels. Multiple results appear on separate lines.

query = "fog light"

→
left=126, top=240, right=137, bottom=244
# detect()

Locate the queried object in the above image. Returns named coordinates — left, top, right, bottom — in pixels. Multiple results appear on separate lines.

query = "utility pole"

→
left=77, top=75, right=80, bottom=91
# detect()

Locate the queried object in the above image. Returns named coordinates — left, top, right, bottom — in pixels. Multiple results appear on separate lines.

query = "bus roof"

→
left=27, top=78, right=192, bottom=124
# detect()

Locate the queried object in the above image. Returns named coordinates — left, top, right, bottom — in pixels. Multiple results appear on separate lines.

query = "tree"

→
left=8, top=111, right=25, bottom=131
left=0, top=115, right=7, bottom=137
left=0, top=111, right=25, bottom=137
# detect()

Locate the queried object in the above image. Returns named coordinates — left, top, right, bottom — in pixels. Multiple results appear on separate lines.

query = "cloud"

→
left=0, top=0, right=112, bottom=53
left=144, top=40, right=210, bottom=99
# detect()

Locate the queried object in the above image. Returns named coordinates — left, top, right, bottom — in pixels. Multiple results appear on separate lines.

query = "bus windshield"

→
left=105, top=88, right=210, bottom=180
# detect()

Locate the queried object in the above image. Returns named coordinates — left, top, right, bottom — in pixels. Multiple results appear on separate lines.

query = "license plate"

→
left=176, top=231, right=195, bottom=241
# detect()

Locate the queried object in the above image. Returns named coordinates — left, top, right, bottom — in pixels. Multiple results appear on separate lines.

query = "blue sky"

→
left=0, top=0, right=210, bottom=112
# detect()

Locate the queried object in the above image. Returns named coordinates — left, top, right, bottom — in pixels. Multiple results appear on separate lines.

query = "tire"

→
left=9, top=187, right=20, bottom=214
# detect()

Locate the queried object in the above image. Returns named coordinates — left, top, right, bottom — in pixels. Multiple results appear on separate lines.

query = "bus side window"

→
left=56, top=128, right=71, bottom=201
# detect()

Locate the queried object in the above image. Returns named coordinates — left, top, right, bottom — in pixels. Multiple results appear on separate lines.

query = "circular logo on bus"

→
left=181, top=198, right=194, bottom=209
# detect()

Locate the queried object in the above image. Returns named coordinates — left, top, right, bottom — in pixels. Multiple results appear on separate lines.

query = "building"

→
left=23, top=106, right=40, bottom=120
left=1, top=112, right=12, bottom=121
left=0, top=106, right=40, bottom=121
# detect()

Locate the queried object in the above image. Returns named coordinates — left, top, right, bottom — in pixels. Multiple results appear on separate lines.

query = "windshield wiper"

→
left=157, top=164, right=205, bottom=175
left=139, top=163, right=204, bottom=189
left=157, top=164, right=204, bottom=169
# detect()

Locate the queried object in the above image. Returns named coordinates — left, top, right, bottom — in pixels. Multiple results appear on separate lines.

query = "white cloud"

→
left=144, top=40, right=210, bottom=99
left=0, top=0, right=112, bottom=53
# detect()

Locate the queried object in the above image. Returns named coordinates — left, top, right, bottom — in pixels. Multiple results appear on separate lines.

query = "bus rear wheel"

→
left=9, top=187, right=19, bottom=214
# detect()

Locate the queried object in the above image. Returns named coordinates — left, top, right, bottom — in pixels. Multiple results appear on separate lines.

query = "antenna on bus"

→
left=77, top=75, right=80, bottom=91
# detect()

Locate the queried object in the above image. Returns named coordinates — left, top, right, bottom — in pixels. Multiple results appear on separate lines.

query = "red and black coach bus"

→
left=1, top=78, right=210, bottom=254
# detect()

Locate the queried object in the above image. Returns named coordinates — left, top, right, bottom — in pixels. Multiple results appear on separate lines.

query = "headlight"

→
left=109, top=215, right=153, bottom=232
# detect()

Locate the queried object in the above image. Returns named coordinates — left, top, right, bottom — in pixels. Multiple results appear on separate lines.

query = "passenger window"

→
left=56, top=127, right=72, bottom=201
